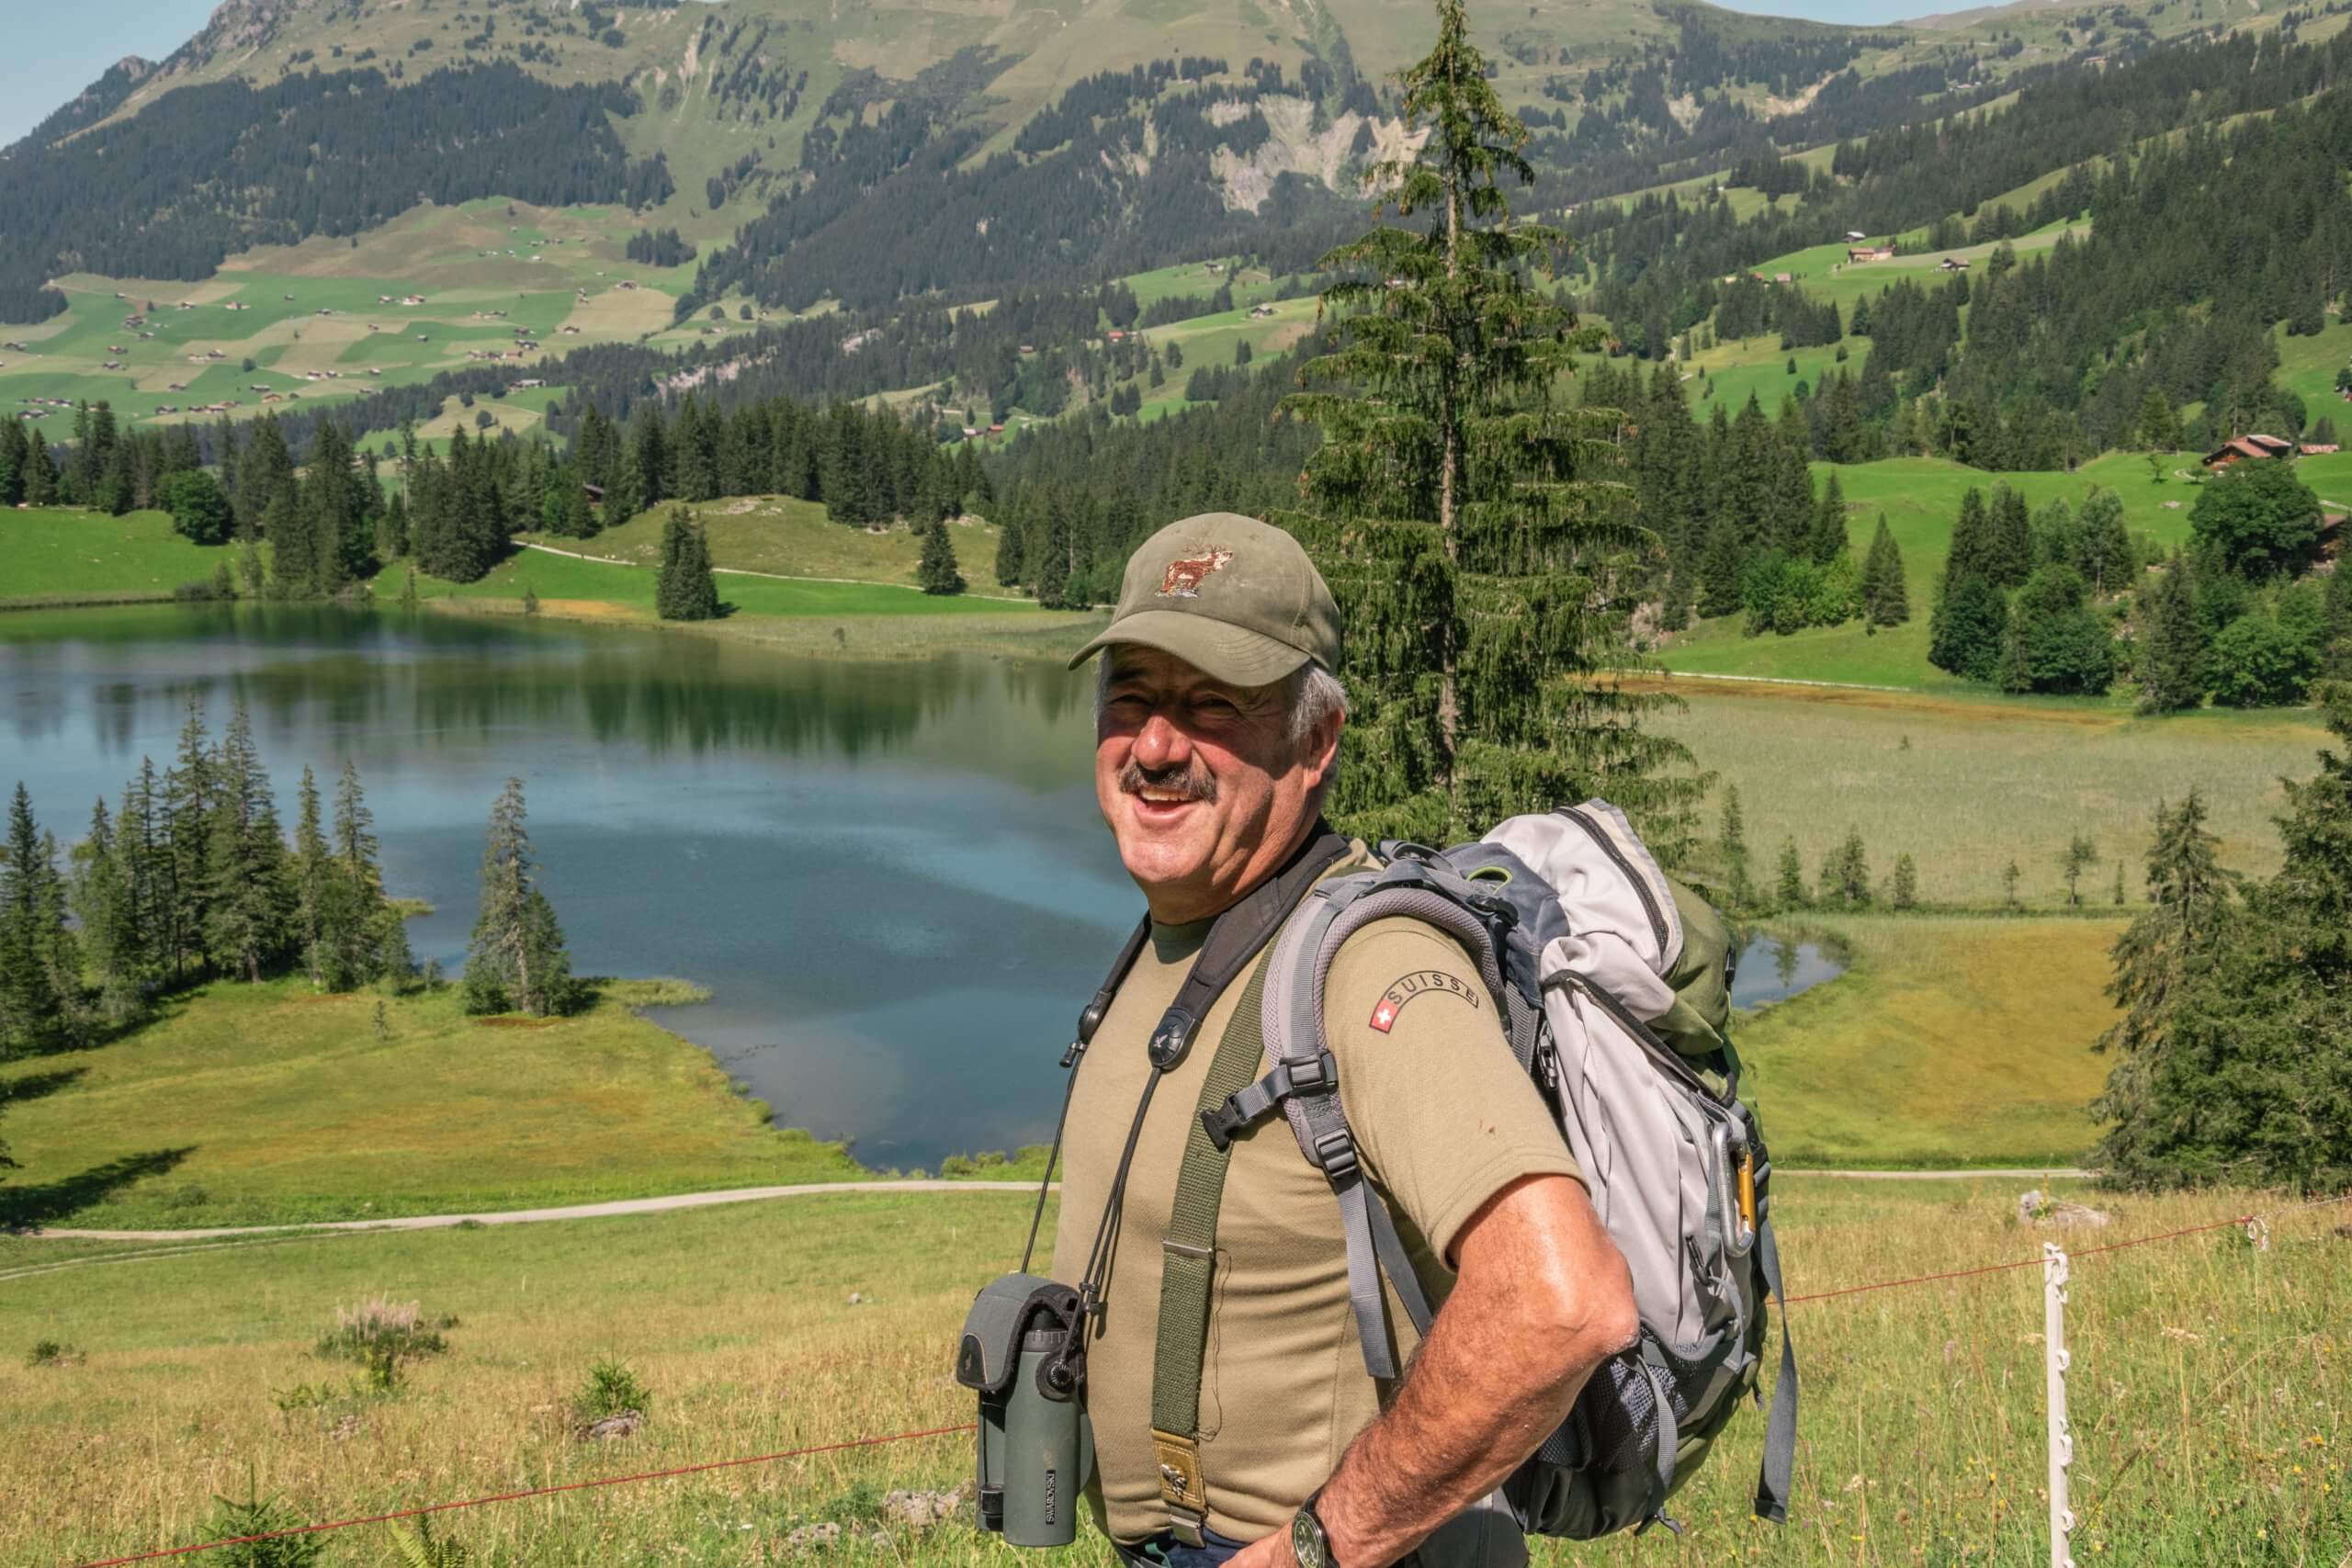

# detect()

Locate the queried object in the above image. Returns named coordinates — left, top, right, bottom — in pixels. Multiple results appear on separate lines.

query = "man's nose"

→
left=1130, top=709, right=1193, bottom=771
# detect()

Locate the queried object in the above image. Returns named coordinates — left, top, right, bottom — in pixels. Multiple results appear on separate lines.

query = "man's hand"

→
left=1240, top=1173, right=1636, bottom=1568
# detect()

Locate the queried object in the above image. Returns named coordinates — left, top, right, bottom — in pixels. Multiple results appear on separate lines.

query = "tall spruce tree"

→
left=2134, top=550, right=2208, bottom=714
left=917, top=518, right=966, bottom=595
left=69, top=796, right=147, bottom=1025
left=0, top=783, right=75, bottom=1052
left=1774, top=838, right=1807, bottom=909
left=160, top=696, right=216, bottom=981
left=1718, top=783, right=1752, bottom=908
left=1806, top=469, right=1849, bottom=565
left=1860, top=514, right=1909, bottom=628
left=2088, top=790, right=2234, bottom=1182
left=1283, top=0, right=1700, bottom=849
left=204, top=702, right=291, bottom=982
left=654, top=506, right=720, bottom=620
left=291, top=767, right=333, bottom=985
left=322, top=759, right=409, bottom=989
left=462, top=778, right=577, bottom=1018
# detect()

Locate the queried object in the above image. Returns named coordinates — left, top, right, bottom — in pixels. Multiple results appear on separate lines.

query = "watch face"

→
left=1291, top=1507, right=1327, bottom=1568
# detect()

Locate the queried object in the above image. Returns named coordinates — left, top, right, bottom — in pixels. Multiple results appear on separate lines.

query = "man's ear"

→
left=1303, top=710, right=1344, bottom=791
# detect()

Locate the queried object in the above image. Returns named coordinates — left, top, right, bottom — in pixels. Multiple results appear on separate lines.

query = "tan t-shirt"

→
left=1048, top=846, right=1583, bottom=1544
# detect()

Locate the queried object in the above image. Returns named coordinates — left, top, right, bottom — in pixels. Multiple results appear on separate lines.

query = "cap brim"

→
left=1068, top=609, right=1312, bottom=687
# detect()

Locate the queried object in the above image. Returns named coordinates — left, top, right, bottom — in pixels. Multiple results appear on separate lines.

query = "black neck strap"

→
left=1139, top=823, right=1352, bottom=1072
left=1015, top=824, right=1351, bottom=1285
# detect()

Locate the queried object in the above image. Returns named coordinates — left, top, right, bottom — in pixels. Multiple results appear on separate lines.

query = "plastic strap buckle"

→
left=1199, top=1051, right=1339, bottom=1152
left=1311, top=1127, right=1360, bottom=1185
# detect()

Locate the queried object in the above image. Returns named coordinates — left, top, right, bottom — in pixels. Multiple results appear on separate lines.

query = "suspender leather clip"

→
left=1151, top=1427, right=1209, bottom=1545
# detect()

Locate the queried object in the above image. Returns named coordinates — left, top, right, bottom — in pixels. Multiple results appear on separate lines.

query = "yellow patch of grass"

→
left=0, top=977, right=862, bottom=1231
left=1739, top=915, right=2122, bottom=1168
left=2, top=1179, right=2342, bottom=1562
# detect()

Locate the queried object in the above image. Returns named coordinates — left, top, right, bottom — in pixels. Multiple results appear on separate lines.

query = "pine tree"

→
left=1946, top=488, right=1994, bottom=583
left=993, top=512, right=1025, bottom=588
left=1696, top=518, right=1747, bottom=620
left=160, top=696, right=216, bottom=981
left=1283, top=0, right=1702, bottom=850
left=69, top=796, right=147, bottom=1025
left=2060, top=831, right=2099, bottom=905
left=1860, top=514, right=1909, bottom=627
left=0, top=782, right=74, bottom=1051
left=1891, top=852, right=1918, bottom=911
left=204, top=701, right=291, bottom=982
left=291, top=765, right=333, bottom=985
left=2001, top=859, right=2022, bottom=909
left=1719, top=784, right=1751, bottom=908
left=462, top=778, right=577, bottom=1017
left=22, top=429, right=58, bottom=505
left=1807, top=469, right=1848, bottom=564
left=654, top=507, right=719, bottom=621
left=1775, top=838, right=1806, bottom=909
left=2136, top=386, right=2181, bottom=453
left=1820, top=827, right=1871, bottom=908
left=917, top=519, right=966, bottom=595
left=2089, top=790, right=2233, bottom=1180
left=2112, top=859, right=2126, bottom=906
left=2135, top=550, right=2207, bottom=714
left=315, top=760, right=408, bottom=990
left=265, top=485, right=313, bottom=599
left=1988, top=484, right=2034, bottom=588
left=1928, top=574, right=2008, bottom=681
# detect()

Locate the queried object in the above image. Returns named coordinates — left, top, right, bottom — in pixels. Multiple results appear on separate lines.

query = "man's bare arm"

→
left=1235, top=1172, right=1637, bottom=1568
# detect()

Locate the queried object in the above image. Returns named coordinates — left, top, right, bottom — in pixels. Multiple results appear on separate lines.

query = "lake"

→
left=1729, top=930, right=1848, bottom=1009
left=1, top=605, right=1136, bottom=1172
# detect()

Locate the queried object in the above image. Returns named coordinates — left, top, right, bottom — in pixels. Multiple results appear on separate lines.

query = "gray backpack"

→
left=1199, top=800, right=1797, bottom=1538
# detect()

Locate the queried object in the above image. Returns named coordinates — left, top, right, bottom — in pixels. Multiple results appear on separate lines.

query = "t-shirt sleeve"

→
left=1325, top=916, right=1582, bottom=1265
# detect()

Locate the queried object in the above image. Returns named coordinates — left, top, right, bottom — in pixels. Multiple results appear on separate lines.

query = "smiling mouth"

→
left=1121, top=762, right=1216, bottom=816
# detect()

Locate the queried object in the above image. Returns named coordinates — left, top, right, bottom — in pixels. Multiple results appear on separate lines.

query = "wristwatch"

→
left=1290, top=1490, right=1336, bottom=1568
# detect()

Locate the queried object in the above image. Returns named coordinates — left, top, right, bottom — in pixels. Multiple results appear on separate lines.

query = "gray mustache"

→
left=1120, top=761, right=1218, bottom=804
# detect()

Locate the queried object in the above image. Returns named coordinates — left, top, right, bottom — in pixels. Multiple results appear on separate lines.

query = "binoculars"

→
left=956, top=1273, right=1095, bottom=1547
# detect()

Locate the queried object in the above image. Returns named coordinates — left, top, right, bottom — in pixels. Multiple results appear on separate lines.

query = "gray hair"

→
left=1093, top=655, right=1349, bottom=756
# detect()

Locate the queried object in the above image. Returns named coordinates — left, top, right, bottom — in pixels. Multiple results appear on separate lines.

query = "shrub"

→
left=26, top=1338, right=81, bottom=1368
left=315, top=1295, right=449, bottom=1368
left=570, top=1359, right=651, bottom=1430
left=197, top=1490, right=322, bottom=1568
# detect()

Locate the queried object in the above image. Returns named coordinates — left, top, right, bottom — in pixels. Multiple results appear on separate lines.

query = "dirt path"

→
left=12, top=1168, right=2090, bottom=1252
left=16, top=1179, right=1044, bottom=1245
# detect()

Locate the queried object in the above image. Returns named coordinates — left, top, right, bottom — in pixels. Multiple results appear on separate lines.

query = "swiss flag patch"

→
left=1369, top=998, right=1400, bottom=1032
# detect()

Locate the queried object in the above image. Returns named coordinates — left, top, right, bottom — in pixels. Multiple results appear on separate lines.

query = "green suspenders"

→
left=1148, top=956, right=1278, bottom=1544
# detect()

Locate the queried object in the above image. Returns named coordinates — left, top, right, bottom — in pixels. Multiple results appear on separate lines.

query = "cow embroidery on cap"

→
left=1157, top=547, right=1234, bottom=598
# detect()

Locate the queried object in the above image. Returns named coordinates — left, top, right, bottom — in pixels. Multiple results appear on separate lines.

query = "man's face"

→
left=1094, top=645, right=1339, bottom=925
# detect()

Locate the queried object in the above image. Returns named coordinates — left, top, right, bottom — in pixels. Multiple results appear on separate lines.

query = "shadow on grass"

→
left=1, top=1066, right=86, bottom=1107
left=0, top=1148, right=196, bottom=1231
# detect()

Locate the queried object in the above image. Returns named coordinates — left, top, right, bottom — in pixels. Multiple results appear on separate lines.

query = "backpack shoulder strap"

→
left=1199, top=855, right=1526, bottom=1381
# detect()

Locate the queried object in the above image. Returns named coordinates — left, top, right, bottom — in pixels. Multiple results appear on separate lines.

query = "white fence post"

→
left=2043, top=1242, right=2075, bottom=1568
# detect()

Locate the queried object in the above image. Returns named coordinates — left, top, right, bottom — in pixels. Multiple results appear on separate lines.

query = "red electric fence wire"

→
left=69, top=1423, right=979, bottom=1568
left=64, top=1192, right=2352, bottom=1567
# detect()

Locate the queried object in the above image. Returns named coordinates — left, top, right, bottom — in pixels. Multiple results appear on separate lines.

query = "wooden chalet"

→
left=2201, top=434, right=2297, bottom=470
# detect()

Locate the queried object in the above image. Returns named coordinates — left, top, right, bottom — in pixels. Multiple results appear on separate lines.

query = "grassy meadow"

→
left=1735, top=913, right=2120, bottom=1168
left=1656, top=451, right=2222, bottom=691
left=1659, top=681, right=2326, bottom=900
left=0, top=505, right=243, bottom=606
left=0, top=978, right=865, bottom=1233
left=518, top=498, right=1002, bottom=590
left=3, top=1178, right=2342, bottom=1563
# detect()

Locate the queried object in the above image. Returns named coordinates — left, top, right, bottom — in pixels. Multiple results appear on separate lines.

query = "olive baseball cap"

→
left=1068, top=512, right=1341, bottom=686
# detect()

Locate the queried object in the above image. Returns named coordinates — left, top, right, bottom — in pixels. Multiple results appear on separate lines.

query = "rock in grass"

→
left=2018, top=1190, right=2110, bottom=1227
left=582, top=1409, right=644, bottom=1440
left=883, top=1484, right=969, bottom=1530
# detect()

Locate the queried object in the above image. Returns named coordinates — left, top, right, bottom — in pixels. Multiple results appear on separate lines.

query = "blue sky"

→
left=5, top=0, right=1970, bottom=146
left=2, top=2, right=219, bottom=145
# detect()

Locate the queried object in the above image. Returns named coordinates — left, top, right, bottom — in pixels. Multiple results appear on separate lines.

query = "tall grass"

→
left=2, top=1183, right=2342, bottom=1562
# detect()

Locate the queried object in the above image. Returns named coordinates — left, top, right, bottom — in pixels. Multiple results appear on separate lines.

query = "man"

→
left=1053, top=513, right=1639, bottom=1568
